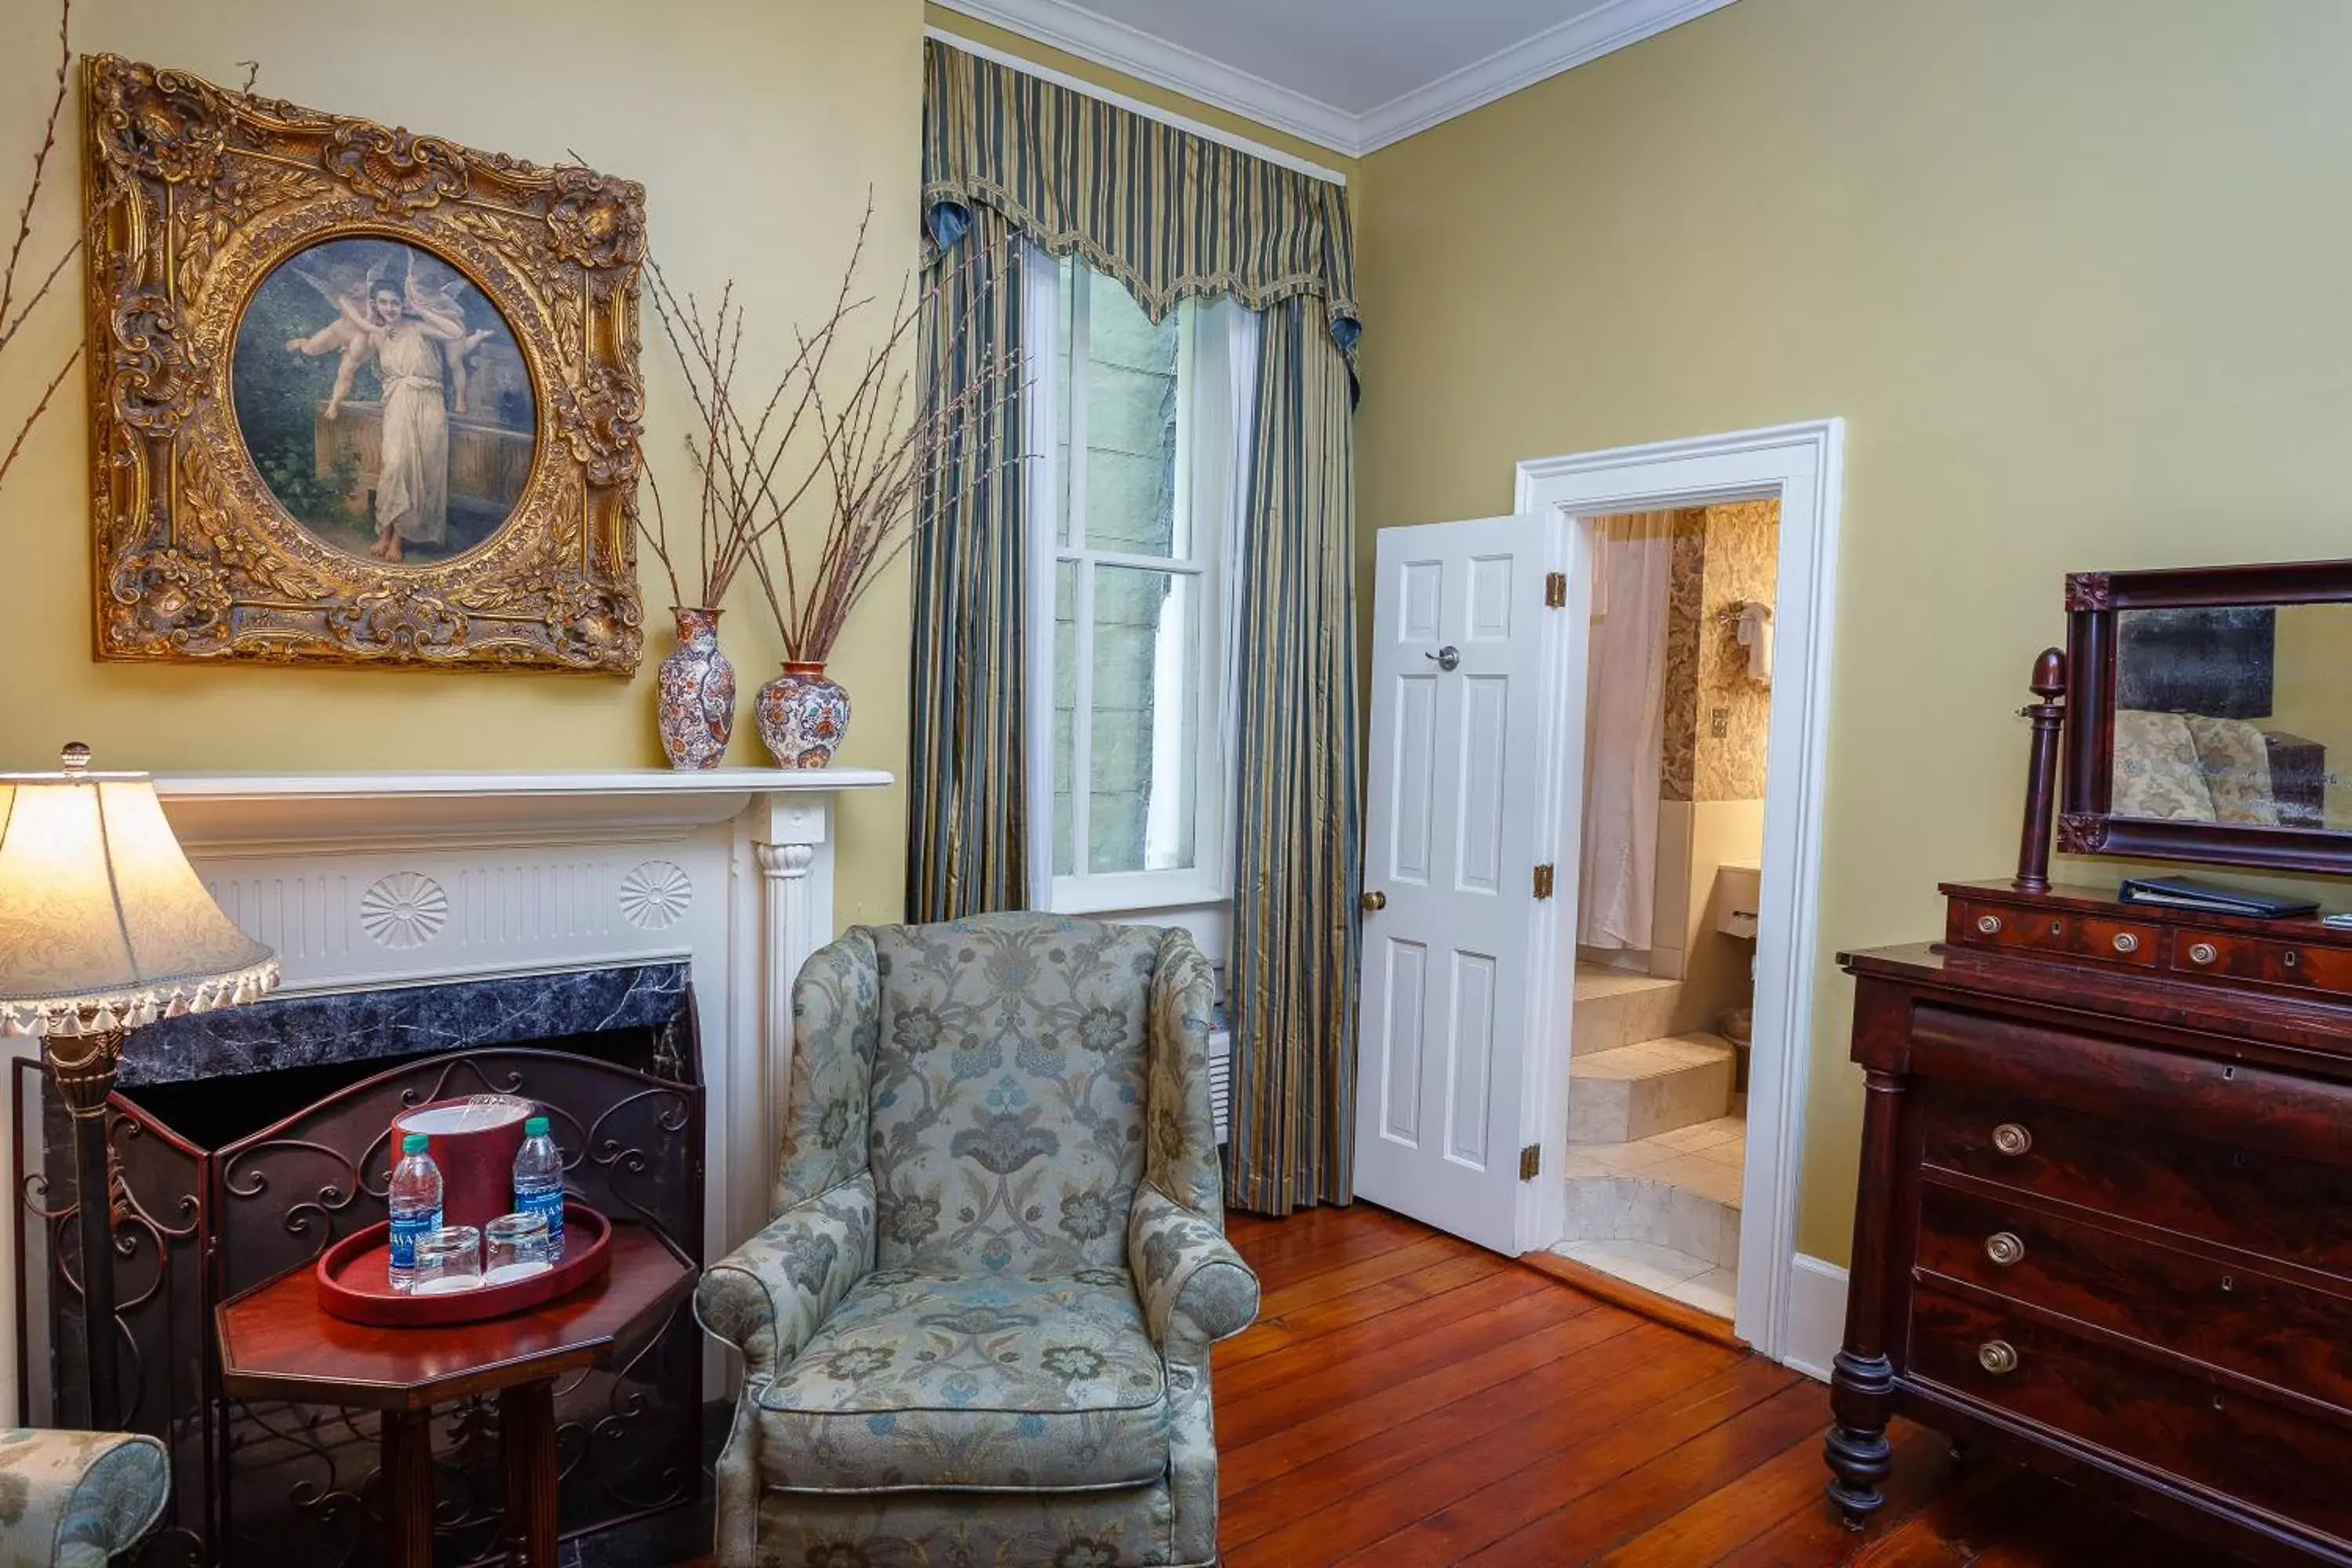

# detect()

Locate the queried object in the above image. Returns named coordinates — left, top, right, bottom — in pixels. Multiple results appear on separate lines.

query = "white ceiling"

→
left=930, top=0, right=1740, bottom=158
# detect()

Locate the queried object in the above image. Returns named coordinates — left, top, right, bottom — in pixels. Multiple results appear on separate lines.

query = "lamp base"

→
left=43, top=1027, right=125, bottom=1431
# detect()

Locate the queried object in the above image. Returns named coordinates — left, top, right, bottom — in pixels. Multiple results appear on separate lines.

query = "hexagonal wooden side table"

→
left=217, top=1224, right=697, bottom=1568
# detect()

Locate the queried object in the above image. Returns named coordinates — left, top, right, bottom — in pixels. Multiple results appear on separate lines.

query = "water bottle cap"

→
left=402, top=1133, right=430, bottom=1155
left=524, top=1116, right=550, bottom=1136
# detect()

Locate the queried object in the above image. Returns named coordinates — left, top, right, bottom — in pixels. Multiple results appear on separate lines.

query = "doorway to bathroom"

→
left=1347, top=422, right=1843, bottom=1368
left=1548, top=502, right=1779, bottom=1323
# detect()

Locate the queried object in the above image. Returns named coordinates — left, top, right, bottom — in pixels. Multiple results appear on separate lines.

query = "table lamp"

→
left=0, top=744, right=278, bottom=1428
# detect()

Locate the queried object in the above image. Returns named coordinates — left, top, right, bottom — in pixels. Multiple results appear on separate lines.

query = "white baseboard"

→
left=1780, top=1253, right=1849, bottom=1383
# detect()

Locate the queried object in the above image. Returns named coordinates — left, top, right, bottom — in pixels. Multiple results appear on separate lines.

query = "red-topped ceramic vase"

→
left=756, top=662, right=850, bottom=768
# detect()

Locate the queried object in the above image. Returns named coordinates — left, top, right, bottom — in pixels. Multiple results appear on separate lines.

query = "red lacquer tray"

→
left=315, top=1201, right=612, bottom=1327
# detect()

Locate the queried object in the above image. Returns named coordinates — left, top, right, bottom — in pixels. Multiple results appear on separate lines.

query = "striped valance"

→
left=922, top=40, right=1361, bottom=368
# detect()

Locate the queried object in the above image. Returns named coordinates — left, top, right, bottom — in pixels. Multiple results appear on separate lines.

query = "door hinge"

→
left=1544, top=571, right=1567, bottom=608
left=1533, top=862, right=1555, bottom=899
left=1519, top=1143, right=1542, bottom=1181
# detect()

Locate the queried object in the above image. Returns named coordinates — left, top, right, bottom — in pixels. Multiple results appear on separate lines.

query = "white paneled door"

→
left=1354, top=514, right=1566, bottom=1254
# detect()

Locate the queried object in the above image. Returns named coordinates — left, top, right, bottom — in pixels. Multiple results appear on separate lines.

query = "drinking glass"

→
left=412, top=1225, right=483, bottom=1295
left=484, top=1210, right=553, bottom=1286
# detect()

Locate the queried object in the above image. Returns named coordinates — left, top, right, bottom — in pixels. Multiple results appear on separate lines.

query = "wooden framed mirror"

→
left=2061, top=558, right=2352, bottom=877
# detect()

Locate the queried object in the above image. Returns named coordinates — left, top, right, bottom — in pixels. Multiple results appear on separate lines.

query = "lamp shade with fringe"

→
left=0, top=745, right=278, bottom=1039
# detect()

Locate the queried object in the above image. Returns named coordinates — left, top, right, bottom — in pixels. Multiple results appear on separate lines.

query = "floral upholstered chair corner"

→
left=695, top=913, right=1258, bottom=1567
left=0, top=1428, right=170, bottom=1566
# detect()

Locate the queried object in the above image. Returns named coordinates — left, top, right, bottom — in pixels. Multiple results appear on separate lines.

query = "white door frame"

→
left=1514, top=419, right=1845, bottom=1367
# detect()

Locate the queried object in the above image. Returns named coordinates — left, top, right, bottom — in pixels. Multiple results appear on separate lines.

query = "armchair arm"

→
left=0, top=1428, right=169, bottom=1568
left=1129, top=1185, right=1259, bottom=1365
left=694, top=1174, right=874, bottom=1383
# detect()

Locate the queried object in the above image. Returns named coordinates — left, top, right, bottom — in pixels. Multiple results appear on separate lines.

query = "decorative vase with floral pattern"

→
left=656, top=607, right=735, bottom=770
left=756, top=661, right=851, bottom=768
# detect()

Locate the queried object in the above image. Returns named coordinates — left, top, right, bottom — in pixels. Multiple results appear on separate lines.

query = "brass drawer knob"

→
left=1991, top=1122, right=2033, bottom=1157
left=2111, top=931, right=2140, bottom=955
left=2187, top=942, right=2218, bottom=966
left=1984, top=1232, right=2025, bottom=1267
left=1978, top=1340, right=2019, bottom=1375
left=1976, top=913, right=2003, bottom=935
left=2283, top=949, right=2300, bottom=969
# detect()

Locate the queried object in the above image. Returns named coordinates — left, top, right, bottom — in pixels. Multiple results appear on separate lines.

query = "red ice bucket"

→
left=390, top=1094, right=535, bottom=1233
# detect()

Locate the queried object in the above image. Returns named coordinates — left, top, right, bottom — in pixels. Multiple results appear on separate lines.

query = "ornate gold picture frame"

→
left=83, top=55, right=645, bottom=671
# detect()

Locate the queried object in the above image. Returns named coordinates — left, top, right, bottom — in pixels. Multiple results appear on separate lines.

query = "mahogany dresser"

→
left=1829, top=880, right=2352, bottom=1566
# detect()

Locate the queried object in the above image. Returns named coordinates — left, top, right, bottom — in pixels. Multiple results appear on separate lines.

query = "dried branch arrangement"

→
left=0, top=0, right=79, bottom=497
left=639, top=198, right=1021, bottom=662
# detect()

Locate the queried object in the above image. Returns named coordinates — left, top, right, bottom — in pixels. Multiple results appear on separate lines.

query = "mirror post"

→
left=2015, top=648, right=2067, bottom=894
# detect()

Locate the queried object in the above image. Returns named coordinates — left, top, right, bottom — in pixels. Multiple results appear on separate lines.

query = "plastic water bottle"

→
left=513, top=1116, right=565, bottom=1261
left=387, top=1134, right=443, bottom=1293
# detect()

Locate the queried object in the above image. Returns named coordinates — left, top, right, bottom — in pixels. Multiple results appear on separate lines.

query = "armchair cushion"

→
left=752, top=1267, right=1169, bottom=1494
left=0, top=1428, right=169, bottom=1568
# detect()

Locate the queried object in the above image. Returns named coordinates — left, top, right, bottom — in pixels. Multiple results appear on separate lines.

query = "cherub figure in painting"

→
left=282, top=253, right=491, bottom=560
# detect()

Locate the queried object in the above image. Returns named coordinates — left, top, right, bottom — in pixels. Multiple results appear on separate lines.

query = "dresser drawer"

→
left=2175, top=929, right=2352, bottom=996
left=1910, top=1288, right=2352, bottom=1547
left=1920, top=1083, right=2352, bottom=1279
left=1909, top=1002, right=2352, bottom=1168
left=1950, top=901, right=2161, bottom=967
left=1917, top=1180, right=2352, bottom=1412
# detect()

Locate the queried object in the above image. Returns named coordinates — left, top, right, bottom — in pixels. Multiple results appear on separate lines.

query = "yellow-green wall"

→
left=0, top=0, right=927, bottom=927
left=1353, top=0, right=2352, bottom=1262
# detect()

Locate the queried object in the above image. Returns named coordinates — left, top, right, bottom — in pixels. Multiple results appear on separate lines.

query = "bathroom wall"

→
left=1652, top=502, right=1779, bottom=1035
left=1693, top=501, right=1779, bottom=800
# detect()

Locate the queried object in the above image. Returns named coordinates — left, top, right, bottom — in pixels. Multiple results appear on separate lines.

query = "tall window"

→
left=1026, top=255, right=1257, bottom=913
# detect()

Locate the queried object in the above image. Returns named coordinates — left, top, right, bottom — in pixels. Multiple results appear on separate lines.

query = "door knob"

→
left=1360, top=890, right=1387, bottom=913
left=1425, top=646, right=1461, bottom=672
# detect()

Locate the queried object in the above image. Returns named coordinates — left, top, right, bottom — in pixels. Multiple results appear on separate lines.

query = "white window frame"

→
left=1023, top=251, right=1248, bottom=916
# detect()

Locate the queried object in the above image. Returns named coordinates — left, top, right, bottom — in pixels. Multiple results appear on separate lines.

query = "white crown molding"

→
left=928, top=0, right=1361, bottom=157
left=929, top=0, right=1741, bottom=160
left=1353, top=0, right=1741, bottom=153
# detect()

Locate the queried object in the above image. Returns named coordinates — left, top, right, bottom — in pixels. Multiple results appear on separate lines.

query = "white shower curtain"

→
left=1577, top=515, right=1671, bottom=950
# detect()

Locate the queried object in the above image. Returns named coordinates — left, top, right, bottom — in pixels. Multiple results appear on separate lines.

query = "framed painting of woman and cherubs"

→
left=82, top=55, right=646, bottom=670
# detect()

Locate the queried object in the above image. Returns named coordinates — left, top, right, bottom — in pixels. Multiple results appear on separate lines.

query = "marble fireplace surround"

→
left=5, top=767, right=891, bottom=1420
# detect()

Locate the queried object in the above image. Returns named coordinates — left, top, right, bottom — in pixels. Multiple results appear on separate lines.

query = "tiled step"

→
left=1555, top=1116, right=1748, bottom=1319
left=1549, top=1237, right=1737, bottom=1319
left=1570, top=964, right=1682, bottom=1057
left=1566, top=1033, right=1734, bottom=1143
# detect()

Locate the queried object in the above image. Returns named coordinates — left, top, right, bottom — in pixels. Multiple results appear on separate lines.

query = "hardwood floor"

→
left=1214, top=1203, right=2248, bottom=1567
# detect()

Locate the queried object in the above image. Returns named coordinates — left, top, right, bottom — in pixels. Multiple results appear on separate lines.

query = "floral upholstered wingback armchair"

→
left=694, top=913, right=1259, bottom=1567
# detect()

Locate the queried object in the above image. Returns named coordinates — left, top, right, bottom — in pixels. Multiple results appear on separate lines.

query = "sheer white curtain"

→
left=1577, top=514, right=1672, bottom=950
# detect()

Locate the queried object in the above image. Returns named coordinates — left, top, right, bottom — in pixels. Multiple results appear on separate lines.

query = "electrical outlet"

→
left=1710, top=707, right=1730, bottom=738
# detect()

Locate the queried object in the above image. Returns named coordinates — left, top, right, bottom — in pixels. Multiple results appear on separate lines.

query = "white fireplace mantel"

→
left=154, top=767, right=891, bottom=1258
left=156, top=766, right=892, bottom=854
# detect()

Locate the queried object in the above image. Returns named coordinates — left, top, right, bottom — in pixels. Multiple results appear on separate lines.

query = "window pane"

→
left=1052, top=560, right=1077, bottom=877
left=1090, top=566, right=1198, bottom=874
left=1082, top=271, right=1182, bottom=558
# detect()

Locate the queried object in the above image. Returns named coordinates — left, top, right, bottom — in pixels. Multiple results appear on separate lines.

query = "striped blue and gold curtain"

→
left=906, top=205, right=1029, bottom=923
left=913, top=39, right=1362, bottom=1212
left=1226, top=298, right=1361, bottom=1214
